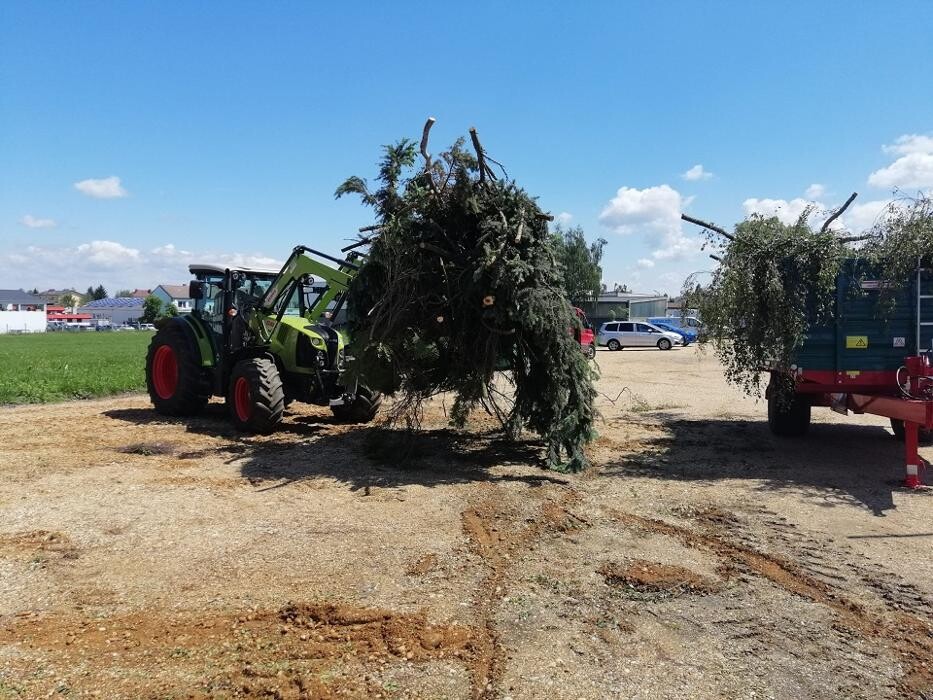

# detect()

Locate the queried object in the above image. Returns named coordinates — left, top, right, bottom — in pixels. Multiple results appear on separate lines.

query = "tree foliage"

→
left=551, top=224, right=606, bottom=307
left=141, top=295, right=163, bottom=323
left=684, top=195, right=933, bottom=398
left=337, top=123, right=597, bottom=471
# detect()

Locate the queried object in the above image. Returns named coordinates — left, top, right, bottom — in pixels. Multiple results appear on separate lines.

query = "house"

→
left=46, top=305, right=92, bottom=325
left=573, top=290, right=669, bottom=327
left=129, top=289, right=151, bottom=299
left=37, top=288, right=81, bottom=305
left=78, top=297, right=145, bottom=326
left=0, top=289, right=47, bottom=333
left=152, top=284, right=192, bottom=313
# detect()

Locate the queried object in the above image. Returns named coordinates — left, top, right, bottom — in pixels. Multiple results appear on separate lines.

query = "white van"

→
left=597, top=321, right=682, bottom=351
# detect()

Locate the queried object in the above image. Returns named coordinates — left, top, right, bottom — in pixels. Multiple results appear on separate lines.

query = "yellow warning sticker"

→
left=846, top=336, right=869, bottom=349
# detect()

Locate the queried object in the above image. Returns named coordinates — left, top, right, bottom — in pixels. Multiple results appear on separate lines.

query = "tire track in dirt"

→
left=612, top=509, right=933, bottom=698
left=461, top=488, right=583, bottom=700
left=0, top=602, right=476, bottom=699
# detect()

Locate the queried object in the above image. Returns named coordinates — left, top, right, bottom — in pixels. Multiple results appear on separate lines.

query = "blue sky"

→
left=1, top=1, right=931, bottom=294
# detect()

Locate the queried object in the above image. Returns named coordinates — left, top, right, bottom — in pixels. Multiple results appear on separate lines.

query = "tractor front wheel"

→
left=228, top=358, right=285, bottom=434
left=331, top=385, right=383, bottom=423
left=146, top=323, right=210, bottom=416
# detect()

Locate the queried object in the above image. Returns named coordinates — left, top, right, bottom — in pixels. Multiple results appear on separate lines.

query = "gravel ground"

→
left=1, top=346, right=931, bottom=699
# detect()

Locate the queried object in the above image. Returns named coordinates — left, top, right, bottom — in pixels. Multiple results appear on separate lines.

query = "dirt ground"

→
left=1, top=347, right=932, bottom=699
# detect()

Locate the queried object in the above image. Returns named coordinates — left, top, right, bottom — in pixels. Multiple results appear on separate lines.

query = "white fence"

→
left=0, top=311, right=47, bottom=334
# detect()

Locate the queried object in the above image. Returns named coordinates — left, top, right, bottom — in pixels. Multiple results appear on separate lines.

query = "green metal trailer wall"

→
left=795, top=261, right=933, bottom=376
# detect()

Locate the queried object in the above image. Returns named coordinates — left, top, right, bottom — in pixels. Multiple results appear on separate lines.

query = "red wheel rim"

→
left=152, top=345, right=178, bottom=400
left=234, top=376, right=252, bottom=422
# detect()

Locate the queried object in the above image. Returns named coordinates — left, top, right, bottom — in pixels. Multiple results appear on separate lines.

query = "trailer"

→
left=767, top=261, right=933, bottom=488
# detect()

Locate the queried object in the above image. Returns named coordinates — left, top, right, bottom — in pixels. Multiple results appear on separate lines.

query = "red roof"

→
left=48, top=312, right=92, bottom=321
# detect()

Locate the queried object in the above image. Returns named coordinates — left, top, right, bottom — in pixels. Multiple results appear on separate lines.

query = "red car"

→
left=573, top=307, right=597, bottom=360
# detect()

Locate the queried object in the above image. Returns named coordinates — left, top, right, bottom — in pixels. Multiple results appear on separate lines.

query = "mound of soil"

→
left=599, top=559, right=719, bottom=596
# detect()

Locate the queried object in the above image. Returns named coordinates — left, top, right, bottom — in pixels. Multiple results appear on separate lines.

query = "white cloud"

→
left=76, top=240, right=141, bottom=267
left=19, top=214, right=57, bottom=229
left=868, top=134, right=933, bottom=190
left=73, top=176, right=128, bottom=199
left=0, top=240, right=281, bottom=293
left=636, top=258, right=655, bottom=269
left=555, top=212, right=573, bottom=225
left=844, top=200, right=890, bottom=233
left=882, top=134, right=933, bottom=156
left=805, top=183, right=826, bottom=199
left=742, top=197, right=819, bottom=225
left=599, top=184, right=701, bottom=261
left=682, top=164, right=713, bottom=181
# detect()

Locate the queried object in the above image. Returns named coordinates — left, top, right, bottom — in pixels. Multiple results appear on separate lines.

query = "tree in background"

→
left=93, top=284, right=107, bottom=300
left=551, top=224, right=606, bottom=315
left=60, top=293, right=78, bottom=311
left=115, top=289, right=133, bottom=298
left=141, top=295, right=163, bottom=323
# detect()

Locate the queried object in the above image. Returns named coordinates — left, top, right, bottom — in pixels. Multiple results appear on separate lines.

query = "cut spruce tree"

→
left=337, top=119, right=597, bottom=472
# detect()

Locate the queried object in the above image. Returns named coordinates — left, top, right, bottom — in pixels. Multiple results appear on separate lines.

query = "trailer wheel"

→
left=228, top=357, right=285, bottom=434
left=331, top=385, right=383, bottom=423
left=607, top=339, right=621, bottom=351
left=584, top=343, right=597, bottom=360
left=889, top=419, right=932, bottom=443
left=146, top=322, right=211, bottom=416
left=767, top=390, right=811, bottom=437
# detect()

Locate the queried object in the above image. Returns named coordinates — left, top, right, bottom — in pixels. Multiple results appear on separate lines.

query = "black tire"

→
left=607, top=339, right=621, bottom=351
left=146, top=321, right=211, bottom=416
left=767, top=390, right=811, bottom=437
left=331, top=385, right=383, bottom=423
left=657, top=338, right=672, bottom=351
left=584, top=343, right=597, bottom=360
left=890, top=418, right=932, bottom=443
left=228, top=357, right=285, bottom=434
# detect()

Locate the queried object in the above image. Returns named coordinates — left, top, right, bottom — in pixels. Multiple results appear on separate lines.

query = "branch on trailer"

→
left=821, top=191, right=858, bottom=233
left=681, top=214, right=735, bottom=241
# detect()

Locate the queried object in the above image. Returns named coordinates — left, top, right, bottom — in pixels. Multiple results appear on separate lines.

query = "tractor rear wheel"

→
left=331, top=385, right=383, bottom=423
left=228, top=358, right=285, bottom=434
left=767, top=390, right=810, bottom=437
left=146, top=322, right=210, bottom=416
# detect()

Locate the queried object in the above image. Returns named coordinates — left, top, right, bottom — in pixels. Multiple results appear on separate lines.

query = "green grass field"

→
left=0, top=332, right=154, bottom=404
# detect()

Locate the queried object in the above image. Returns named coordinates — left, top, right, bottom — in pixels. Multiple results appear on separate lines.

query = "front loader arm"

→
left=255, top=246, right=359, bottom=340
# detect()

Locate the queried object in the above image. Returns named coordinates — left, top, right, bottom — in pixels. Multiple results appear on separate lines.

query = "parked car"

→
left=597, top=321, right=682, bottom=351
left=573, top=307, right=597, bottom=360
left=647, top=315, right=702, bottom=333
left=648, top=320, right=697, bottom=346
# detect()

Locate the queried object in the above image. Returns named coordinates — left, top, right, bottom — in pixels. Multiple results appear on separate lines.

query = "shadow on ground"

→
left=104, top=405, right=567, bottom=491
left=600, top=413, right=933, bottom=516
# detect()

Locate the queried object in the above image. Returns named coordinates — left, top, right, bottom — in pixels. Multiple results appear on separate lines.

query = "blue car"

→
left=648, top=320, right=697, bottom=346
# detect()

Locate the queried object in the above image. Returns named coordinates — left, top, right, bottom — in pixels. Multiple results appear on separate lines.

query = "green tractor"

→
left=145, top=245, right=381, bottom=432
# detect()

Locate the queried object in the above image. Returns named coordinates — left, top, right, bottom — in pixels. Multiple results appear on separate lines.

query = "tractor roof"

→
left=189, top=263, right=281, bottom=277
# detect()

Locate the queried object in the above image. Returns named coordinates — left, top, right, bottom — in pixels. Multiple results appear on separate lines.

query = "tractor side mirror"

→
left=189, top=280, right=205, bottom=300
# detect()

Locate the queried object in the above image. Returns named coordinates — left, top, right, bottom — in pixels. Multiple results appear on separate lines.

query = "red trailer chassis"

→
left=775, top=355, right=933, bottom=488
